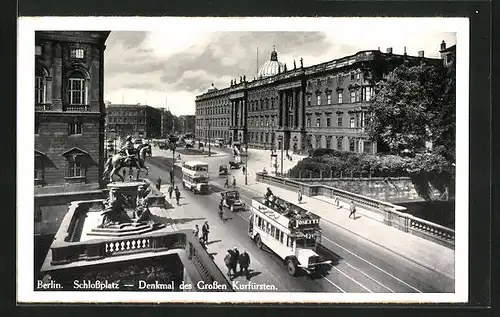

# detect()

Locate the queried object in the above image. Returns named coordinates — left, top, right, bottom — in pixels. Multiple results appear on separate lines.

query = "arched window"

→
left=35, top=66, right=47, bottom=104
left=68, top=71, right=87, bottom=105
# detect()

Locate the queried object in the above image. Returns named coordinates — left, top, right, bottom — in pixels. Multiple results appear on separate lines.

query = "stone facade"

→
left=35, top=31, right=109, bottom=196
left=195, top=45, right=446, bottom=154
left=105, top=104, right=162, bottom=140
left=34, top=31, right=110, bottom=237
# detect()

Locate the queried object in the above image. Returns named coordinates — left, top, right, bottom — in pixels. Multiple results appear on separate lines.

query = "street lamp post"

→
left=278, top=135, right=284, bottom=176
left=208, top=122, right=211, bottom=156
left=169, top=135, right=177, bottom=185
left=245, top=143, right=248, bottom=185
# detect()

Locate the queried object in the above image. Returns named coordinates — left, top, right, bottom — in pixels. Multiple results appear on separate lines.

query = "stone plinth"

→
left=87, top=222, right=166, bottom=237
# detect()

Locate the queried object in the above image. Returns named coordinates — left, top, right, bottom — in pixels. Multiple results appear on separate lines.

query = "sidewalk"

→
left=211, top=171, right=455, bottom=280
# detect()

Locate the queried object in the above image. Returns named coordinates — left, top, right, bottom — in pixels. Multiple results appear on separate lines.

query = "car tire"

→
left=255, top=235, right=263, bottom=249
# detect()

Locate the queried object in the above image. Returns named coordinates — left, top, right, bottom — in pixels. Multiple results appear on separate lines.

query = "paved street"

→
left=143, top=146, right=454, bottom=293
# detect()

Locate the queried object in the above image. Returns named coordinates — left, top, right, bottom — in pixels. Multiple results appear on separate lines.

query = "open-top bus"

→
left=248, top=194, right=331, bottom=276
left=181, top=161, right=210, bottom=194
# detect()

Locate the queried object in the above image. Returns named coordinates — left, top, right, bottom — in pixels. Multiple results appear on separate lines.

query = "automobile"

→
left=229, top=161, right=241, bottom=169
left=222, top=190, right=245, bottom=212
left=218, top=165, right=229, bottom=176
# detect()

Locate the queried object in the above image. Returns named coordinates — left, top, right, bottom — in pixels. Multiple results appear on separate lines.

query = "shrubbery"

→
left=289, top=150, right=455, bottom=201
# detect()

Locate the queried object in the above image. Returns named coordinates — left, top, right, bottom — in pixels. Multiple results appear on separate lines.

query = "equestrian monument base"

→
left=88, top=222, right=166, bottom=237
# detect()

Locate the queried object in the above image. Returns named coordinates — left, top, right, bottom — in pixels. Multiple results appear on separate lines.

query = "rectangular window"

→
left=307, top=96, right=311, bottom=106
left=337, top=138, right=343, bottom=150
left=350, top=91, right=356, bottom=103
left=326, top=117, right=331, bottom=127
left=68, top=161, right=84, bottom=177
left=280, top=232, right=284, bottom=244
left=337, top=116, right=343, bottom=127
left=338, top=92, right=343, bottom=104
left=350, top=117, right=356, bottom=128
left=35, top=77, right=45, bottom=104
left=349, top=139, right=356, bottom=152
left=35, top=45, right=42, bottom=56
left=327, top=94, right=332, bottom=104
left=307, top=117, right=311, bottom=127
left=316, top=117, right=321, bottom=127
left=326, top=137, right=331, bottom=149
left=69, top=78, right=85, bottom=104
left=363, top=87, right=373, bottom=101
left=70, top=48, right=85, bottom=59
left=275, top=228, right=281, bottom=240
left=316, top=94, right=321, bottom=105
left=69, top=122, right=82, bottom=135
left=35, top=120, right=40, bottom=135
left=356, top=72, right=361, bottom=80
left=351, top=73, right=355, bottom=80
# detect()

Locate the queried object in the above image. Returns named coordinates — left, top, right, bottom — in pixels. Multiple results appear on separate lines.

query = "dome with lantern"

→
left=257, top=46, right=284, bottom=78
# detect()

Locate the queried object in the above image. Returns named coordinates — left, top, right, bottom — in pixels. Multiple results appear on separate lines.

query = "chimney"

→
left=386, top=47, right=393, bottom=54
left=440, top=40, right=446, bottom=51
left=418, top=50, right=425, bottom=57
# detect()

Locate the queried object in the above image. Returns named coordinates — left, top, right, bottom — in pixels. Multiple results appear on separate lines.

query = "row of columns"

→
left=230, top=99, right=246, bottom=127
left=278, top=87, right=303, bottom=129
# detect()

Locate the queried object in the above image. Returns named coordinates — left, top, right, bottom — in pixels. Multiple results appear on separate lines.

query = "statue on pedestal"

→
left=99, top=189, right=132, bottom=228
left=101, top=136, right=151, bottom=182
left=300, top=57, right=303, bottom=68
left=293, top=60, right=296, bottom=69
left=134, top=184, right=152, bottom=222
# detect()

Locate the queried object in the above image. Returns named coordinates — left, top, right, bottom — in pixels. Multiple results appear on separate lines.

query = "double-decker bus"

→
left=181, top=161, right=210, bottom=194
left=248, top=194, right=331, bottom=276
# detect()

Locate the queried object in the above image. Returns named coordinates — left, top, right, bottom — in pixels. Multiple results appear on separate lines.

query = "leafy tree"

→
left=367, top=62, right=455, bottom=161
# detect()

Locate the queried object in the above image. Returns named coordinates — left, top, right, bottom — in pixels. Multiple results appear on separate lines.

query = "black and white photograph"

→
left=17, top=17, right=469, bottom=303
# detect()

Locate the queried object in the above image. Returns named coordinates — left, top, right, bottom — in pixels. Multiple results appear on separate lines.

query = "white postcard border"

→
left=17, top=16, right=469, bottom=303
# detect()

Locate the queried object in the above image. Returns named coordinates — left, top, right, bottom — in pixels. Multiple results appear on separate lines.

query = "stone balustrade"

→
left=255, top=172, right=455, bottom=249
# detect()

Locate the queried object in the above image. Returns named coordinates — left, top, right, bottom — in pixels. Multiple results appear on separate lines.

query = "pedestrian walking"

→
left=238, top=250, right=251, bottom=279
left=231, top=247, right=239, bottom=277
left=349, top=200, right=357, bottom=219
left=193, top=224, right=199, bottom=238
left=174, top=186, right=181, bottom=205
left=218, top=201, right=224, bottom=220
left=224, top=178, right=229, bottom=188
left=201, top=221, right=210, bottom=243
left=242, top=166, right=246, bottom=175
left=232, top=176, right=236, bottom=188
left=168, top=185, right=174, bottom=199
left=297, top=189, right=303, bottom=204
left=156, top=177, right=162, bottom=190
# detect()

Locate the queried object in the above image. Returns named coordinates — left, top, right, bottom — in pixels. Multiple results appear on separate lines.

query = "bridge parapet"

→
left=255, top=172, right=455, bottom=249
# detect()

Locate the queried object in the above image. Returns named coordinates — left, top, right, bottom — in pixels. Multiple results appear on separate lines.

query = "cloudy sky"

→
left=103, top=22, right=456, bottom=115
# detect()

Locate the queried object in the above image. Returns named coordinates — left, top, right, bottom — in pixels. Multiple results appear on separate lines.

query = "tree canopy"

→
left=367, top=62, right=455, bottom=164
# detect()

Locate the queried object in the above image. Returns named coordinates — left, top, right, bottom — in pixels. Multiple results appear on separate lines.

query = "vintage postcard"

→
left=17, top=17, right=469, bottom=303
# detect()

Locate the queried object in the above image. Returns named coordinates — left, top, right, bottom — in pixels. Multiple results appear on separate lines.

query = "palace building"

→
left=195, top=43, right=448, bottom=154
